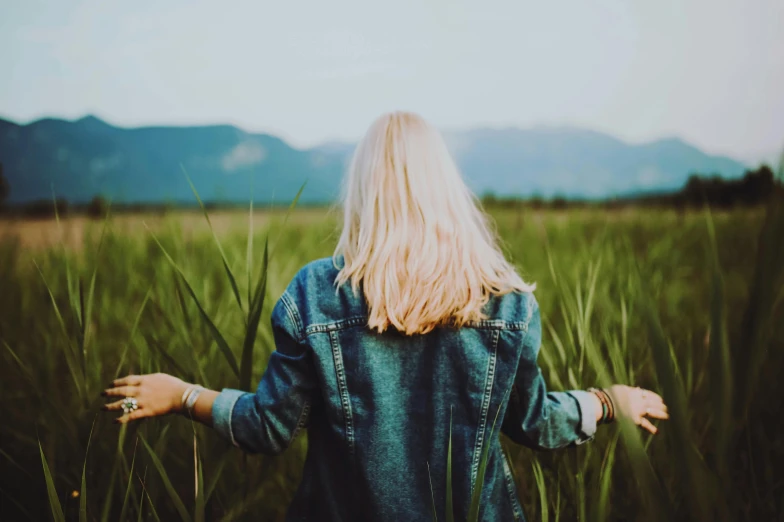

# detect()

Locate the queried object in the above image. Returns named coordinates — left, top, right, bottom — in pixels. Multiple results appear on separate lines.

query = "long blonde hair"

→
left=333, top=112, right=534, bottom=335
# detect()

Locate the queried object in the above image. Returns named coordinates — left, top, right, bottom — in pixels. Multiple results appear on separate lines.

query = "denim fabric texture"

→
left=212, top=258, right=597, bottom=521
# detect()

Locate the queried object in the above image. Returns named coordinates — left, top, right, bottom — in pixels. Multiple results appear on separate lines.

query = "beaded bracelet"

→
left=590, top=388, right=610, bottom=424
left=601, top=389, right=615, bottom=422
left=588, top=387, right=616, bottom=424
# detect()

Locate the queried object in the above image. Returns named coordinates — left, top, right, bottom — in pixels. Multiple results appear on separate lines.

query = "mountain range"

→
left=0, top=115, right=748, bottom=204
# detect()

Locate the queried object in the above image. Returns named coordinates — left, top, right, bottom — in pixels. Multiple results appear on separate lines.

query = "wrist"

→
left=589, top=392, right=603, bottom=422
left=587, top=387, right=615, bottom=424
left=179, top=384, right=205, bottom=417
left=172, top=381, right=192, bottom=414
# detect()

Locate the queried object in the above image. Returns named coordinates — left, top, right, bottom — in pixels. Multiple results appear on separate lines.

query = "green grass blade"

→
left=38, top=440, right=66, bottom=522
left=139, top=435, right=193, bottom=522
left=2, top=340, right=37, bottom=392
left=246, top=189, right=254, bottom=307
left=182, top=165, right=244, bottom=314
left=173, top=274, right=194, bottom=333
left=0, top=484, right=35, bottom=520
left=136, top=489, right=145, bottom=522
left=531, top=458, right=548, bottom=522
left=146, top=292, right=200, bottom=379
left=427, top=462, right=438, bottom=522
left=100, top=424, right=127, bottom=522
left=240, top=236, right=269, bottom=391
left=52, top=184, right=80, bottom=327
left=78, top=277, right=87, bottom=378
left=146, top=225, right=239, bottom=377
left=583, top=257, right=602, bottom=325
left=146, top=491, right=163, bottom=522
left=79, top=418, right=96, bottom=522
left=644, top=299, right=706, bottom=520
left=33, top=260, right=85, bottom=400
left=194, top=434, right=205, bottom=522
left=0, top=447, right=33, bottom=479
left=738, top=181, right=784, bottom=415
left=445, top=408, right=454, bottom=522
left=596, top=432, right=620, bottom=521
left=114, top=288, right=152, bottom=379
left=144, top=332, right=190, bottom=378
left=705, top=207, right=733, bottom=483
left=270, top=182, right=306, bottom=255
left=205, top=452, right=229, bottom=502
left=82, top=205, right=111, bottom=366
left=118, top=440, right=138, bottom=522
left=135, top=475, right=145, bottom=522
left=137, top=467, right=163, bottom=522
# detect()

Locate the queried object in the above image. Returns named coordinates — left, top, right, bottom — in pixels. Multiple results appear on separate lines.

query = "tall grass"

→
left=0, top=198, right=781, bottom=520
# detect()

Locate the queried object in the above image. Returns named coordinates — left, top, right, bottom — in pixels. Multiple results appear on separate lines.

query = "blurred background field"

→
left=1, top=199, right=782, bottom=521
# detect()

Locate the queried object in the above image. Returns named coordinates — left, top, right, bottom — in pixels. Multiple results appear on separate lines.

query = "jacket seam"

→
left=329, top=330, right=356, bottom=458
left=465, top=319, right=529, bottom=331
left=470, top=329, right=499, bottom=491
left=291, top=399, right=312, bottom=441
left=306, top=316, right=367, bottom=335
left=501, top=450, right=524, bottom=520
left=280, top=291, right=306, bottom=342
left=304, top=317, right=530, bottom=336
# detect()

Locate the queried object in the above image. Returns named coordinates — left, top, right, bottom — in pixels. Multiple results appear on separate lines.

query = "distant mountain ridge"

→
left=0, top=115, right=748, bottom=204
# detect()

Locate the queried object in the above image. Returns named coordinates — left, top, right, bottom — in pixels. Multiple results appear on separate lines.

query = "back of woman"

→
left=104, top=112, right=668, bottom=522
left=253, top=258, right=552, bottom=520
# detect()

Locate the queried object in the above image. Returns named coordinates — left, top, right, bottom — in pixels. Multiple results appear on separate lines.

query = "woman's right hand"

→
left=102, top=373, right=191, bottom=424
left=606, top=385, right=669, bottom=434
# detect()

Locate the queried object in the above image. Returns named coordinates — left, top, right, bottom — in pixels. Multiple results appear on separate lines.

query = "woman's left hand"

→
left=102, top=373, right=190, bottom=424
left=607, top=384, right=669, bottom=434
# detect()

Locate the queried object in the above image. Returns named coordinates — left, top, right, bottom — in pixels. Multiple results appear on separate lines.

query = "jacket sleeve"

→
left=501, top=297, right=598, bottom=450
left=211, top=290, right=316, bottom=455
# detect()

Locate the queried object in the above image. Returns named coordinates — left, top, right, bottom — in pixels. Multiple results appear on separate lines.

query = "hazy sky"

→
left=2, top=0, right=782, bottom=162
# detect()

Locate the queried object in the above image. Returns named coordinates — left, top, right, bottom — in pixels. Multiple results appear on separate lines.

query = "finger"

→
left=102, top=386, right=139, bottom=398
left=648, top=400, right=668, bottom=413
left=647, top=397, right=665, bottom=410
left=645, top=408, right=669, bottom=420
left=639, top=417, right=658, bottom=434
left=112, top=375, right=142, bottom=387
left=114, top=409, right=147, bottom=424
left=102, top=399, right=128, bottom=412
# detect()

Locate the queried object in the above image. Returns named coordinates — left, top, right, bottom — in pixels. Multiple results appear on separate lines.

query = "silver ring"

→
left=122, top=397, right=138, bottom=414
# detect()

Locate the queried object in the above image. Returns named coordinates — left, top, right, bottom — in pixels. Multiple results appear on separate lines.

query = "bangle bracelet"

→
left=588, top=387, right=615, bottom=424
left=181, top=387, right=194, bottom=410
left=603, top=389, right=615, bottom=422
left=184, top=385, right=204, bottom=416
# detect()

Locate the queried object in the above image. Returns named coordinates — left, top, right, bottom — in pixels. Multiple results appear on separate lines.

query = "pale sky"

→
left=2, top=0, right=783, bottom=163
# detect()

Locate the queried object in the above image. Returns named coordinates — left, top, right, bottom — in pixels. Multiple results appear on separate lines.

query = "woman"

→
left=103, top=112, right=668, bottom=521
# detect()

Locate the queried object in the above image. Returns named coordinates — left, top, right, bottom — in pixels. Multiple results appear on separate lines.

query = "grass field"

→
left=0, top=201, right=782, bottom=521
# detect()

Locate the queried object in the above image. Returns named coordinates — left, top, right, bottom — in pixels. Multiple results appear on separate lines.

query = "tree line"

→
left=480, top=164, right=782, bottom=210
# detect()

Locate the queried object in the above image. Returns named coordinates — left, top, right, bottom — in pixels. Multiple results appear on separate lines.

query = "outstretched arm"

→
left=501, top=299, right=668, bottom=449
left=103, top=291, right=316, bottom=456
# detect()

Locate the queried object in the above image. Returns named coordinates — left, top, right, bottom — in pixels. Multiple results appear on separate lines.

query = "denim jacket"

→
left=212, top=258, right=597, bottom=521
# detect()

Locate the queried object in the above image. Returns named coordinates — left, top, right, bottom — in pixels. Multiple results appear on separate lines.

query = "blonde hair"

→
left=333, top=111, right=534, bottom=335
